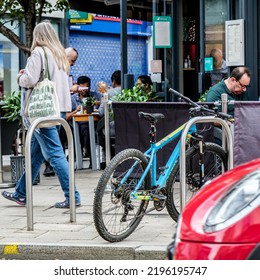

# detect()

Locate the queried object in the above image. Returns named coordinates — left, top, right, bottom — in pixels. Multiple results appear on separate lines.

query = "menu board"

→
left=153, top=16, right=172, bottom=48
left=225, top=19, right=245, bottom=66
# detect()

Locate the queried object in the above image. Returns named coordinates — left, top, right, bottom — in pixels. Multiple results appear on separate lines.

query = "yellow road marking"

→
left=3, top=244, right=19, bottom=255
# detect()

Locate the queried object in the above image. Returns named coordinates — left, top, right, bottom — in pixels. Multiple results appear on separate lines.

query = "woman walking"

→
left=2, top=21, right=81, bottom=208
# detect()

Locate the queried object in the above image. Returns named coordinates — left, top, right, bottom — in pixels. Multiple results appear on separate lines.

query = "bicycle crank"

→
left=152, top=189, right=167, bottom=211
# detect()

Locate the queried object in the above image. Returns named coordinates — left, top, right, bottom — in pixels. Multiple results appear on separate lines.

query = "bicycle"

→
left=93, top=88, right=233, bottom=242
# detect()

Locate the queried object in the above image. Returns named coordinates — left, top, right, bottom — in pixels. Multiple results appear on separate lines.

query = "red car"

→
left=168, top=158, right=260, bottom=260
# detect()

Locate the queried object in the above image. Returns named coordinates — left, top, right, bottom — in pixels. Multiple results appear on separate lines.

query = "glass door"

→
left=204, top=0, right=229, bottom=91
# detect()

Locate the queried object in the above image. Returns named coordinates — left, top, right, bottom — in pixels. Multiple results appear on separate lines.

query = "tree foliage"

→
left=0, top=0, right=69, bottom=55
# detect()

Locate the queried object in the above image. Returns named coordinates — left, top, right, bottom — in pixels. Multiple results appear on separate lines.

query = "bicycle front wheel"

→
left=93, top=148, right=150, bottom=242
left=166, top=142, right=227, bottom=222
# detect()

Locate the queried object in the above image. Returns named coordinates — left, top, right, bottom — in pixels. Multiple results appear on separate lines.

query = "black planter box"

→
left=10, top=155, right=40, bottom=184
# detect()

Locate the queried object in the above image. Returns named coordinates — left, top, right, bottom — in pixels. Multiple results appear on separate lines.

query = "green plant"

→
left=1, top=91, right=21, bottom=121
left=198, top=89, right=209, bottom=102
left=83, top=96, right=96, bottom=106
left=112, top=83, right=157, bottom=102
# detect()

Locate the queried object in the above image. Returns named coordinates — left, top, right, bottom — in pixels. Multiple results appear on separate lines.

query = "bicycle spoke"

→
left=166, top=143, right=227, bottom=222
left=93, top=149, right=150, bottom=242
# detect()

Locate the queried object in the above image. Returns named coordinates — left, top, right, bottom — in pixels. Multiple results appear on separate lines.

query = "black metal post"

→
left=120, top=0, right=128, bottom=89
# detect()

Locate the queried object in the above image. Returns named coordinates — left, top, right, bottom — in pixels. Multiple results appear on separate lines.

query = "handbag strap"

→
left=42, top=47, right=51, bottom=80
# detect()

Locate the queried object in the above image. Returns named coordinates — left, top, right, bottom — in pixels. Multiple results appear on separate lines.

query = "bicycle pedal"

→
left=135, top=194, right=151, bottom=200
left=153, top=194, right=167, bottom=201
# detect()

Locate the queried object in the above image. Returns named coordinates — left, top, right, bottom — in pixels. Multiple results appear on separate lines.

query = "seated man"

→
left=206, top=66, right=251, bottom=145
left=206, top=66, right=250, bottom=117
left=66, top=75, right=102, bottom=168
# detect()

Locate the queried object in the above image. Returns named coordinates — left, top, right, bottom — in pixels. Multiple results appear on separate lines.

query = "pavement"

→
left=0, top=156, right=176, bottom=260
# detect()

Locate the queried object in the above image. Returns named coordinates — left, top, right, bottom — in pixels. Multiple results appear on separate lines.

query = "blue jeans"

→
left=14, top=125, right=81, bottom=203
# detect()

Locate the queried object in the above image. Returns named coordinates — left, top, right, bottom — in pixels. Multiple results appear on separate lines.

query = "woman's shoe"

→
left=2, top=191, right=26, bottom=206
left=54, top=198, right=81, bottom=208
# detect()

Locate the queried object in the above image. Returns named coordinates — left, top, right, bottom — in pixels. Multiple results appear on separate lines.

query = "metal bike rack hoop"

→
left=179, top=116, right=233, bottom=212
left=25, top=117, right=76, bottom=231
left=103, top=93, right=111, bottom=164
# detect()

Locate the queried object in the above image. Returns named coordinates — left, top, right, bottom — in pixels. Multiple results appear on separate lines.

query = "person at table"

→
left=66, top=75, right=102, bottom=168
left=136, top=75, right=157, bottom=101
left=98, top=70, right=121, bottom=117
left=206, top=66, right=251, bottom=145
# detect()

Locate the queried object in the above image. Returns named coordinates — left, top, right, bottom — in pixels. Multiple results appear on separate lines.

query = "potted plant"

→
left=83, top=96, right=96, bottom=114
left=1, top=91, right=40, bottom=184
left=112, top=83, right=157, bottom=102
left=1, top=91, right=21, bottom=156
left=1, top=90, right=21, bottom=122
left=0, top=91, right=22, bottom=183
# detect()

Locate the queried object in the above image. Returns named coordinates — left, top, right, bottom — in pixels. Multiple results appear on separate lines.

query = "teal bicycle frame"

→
left=121, top=122, right=198, bottom=199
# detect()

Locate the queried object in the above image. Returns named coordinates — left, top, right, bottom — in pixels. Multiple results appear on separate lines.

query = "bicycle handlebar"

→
left=168, top=88, right=233, bottom=121
left=169, top=88, right=200, bottom=108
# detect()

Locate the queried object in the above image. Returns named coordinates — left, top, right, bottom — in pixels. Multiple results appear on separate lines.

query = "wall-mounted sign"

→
left=151, top=60, right=162, bottom=73
left=225, top=19, right=245, bottom=66
left=66, top=9, right=88, bottom=19
left=70, top=14, right=93, bottom=23
left=153, top=16, right=172, bottom=48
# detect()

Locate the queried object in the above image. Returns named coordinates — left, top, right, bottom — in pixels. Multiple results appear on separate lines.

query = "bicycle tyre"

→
left=93, top=148, right=151, bottom=242
left=166, top=142, right=227, bottom=222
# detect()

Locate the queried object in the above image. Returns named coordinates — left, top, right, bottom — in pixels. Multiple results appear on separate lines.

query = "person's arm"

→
left=70, top=84, right=79, bottom=94
left=17, top=48, right=42, bottom=88
left=66, top=95, right=81, bottom=121
left=66, top=105, right=81, bottom=121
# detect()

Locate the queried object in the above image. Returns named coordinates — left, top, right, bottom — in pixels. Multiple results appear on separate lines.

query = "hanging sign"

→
left=225, top=19, right=245, bottom=66
left=153, top=16, right=172, bottom=48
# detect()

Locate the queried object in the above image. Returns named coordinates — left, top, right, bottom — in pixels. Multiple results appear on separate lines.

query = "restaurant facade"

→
left=68, top=0, right=260, bottom=101
left=0, top=0, right=259, bottom=102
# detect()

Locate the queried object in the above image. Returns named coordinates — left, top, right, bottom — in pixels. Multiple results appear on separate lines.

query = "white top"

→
left=17, top=46, right=71, bottom=113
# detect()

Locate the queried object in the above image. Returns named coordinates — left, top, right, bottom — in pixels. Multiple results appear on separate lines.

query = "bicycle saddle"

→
left=138, top=112, right=165, bottom=123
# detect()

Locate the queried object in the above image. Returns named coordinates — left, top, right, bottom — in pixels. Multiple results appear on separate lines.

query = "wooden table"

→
left=72, top=112, right=100, bottom=170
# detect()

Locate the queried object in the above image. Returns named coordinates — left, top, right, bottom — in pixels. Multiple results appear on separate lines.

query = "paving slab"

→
left=0, top=158, right=176, bottom=260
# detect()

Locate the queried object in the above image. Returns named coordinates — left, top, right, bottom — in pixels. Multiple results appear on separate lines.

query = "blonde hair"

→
left=31, top=20, right=70, bottom=72
left=210, top=48, right=223, bottom=69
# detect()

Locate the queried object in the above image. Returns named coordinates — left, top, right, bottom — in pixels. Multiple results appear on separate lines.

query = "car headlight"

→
left=204, top=170, right=260, bottom=233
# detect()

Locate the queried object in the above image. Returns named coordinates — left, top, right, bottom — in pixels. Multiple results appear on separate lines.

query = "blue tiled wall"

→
left=69, top=32, right=148, bottom=92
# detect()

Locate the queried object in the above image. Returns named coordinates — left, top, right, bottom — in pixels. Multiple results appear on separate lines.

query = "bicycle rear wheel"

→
left=93, top=148, right=150, bottom=242
left=166, top=142, right=227, bottom=222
